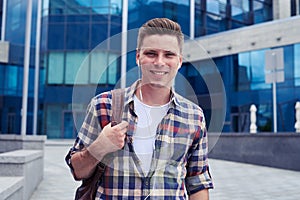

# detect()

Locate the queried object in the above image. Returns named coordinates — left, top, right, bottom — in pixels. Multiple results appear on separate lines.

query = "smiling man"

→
left=66, top=18, right=213, bottom=200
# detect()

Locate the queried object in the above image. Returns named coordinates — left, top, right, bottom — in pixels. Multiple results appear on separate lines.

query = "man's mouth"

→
left=150, top=70, right=168, bottom=75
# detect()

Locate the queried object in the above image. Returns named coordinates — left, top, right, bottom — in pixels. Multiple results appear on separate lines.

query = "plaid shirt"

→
left=67, top=80, right=213, bottom=199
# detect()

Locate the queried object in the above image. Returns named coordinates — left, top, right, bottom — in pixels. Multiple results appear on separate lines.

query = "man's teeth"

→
left=152, top=71, right=166, bottom=75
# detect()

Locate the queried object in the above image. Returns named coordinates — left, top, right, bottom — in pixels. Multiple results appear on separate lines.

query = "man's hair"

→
left=137, top=18, right=184, bottom=53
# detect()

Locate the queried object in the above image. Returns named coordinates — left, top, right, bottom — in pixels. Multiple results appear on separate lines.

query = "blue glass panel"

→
left=75, top=0, right=92, bottom=7
left=65, top=51, right=89, bottom=84
left=90, top=23, right=108, bottom=48
left=253, top=1, right=272, bottom=24
left=48, top=24, right=65, bottom=49
left=91, top=0, right=109, bottom=7
left=90, top=51, right=108, bottom=84
left=4, top=65, right=18, bottom=95
left=49, top=15, right=65, bottom=23
left=48, top=52, right=64, bottom=84
left=17, top=66, right=23, bottom=96
left=66, top=24, right=90, bottom=49
left=231, top=0, right=250, bottom=21
left=108, top=53, right=119, bottom=85
left=66, top=14, right=90, bottom=23
left=39, top=68, right=45, bottom=98
left=238, top=50, right=271, bottom=90
left=45, top=104, right=63, bottom=138
left=91, top=14, right=107, bottom=22
left=0, top=65, right=4, bottom=94
left=28, top=68, right=35, bottom=97
left=5, top=0, right=26, bottom=44
left=295, top=44, right=300, bottom=86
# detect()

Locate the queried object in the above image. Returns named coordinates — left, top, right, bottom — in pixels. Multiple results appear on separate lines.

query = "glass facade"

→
left=0, top=0, right=44, bottom=135
left=295, top=44, right=300, bottom=86
left=195, top=0, right=272, bottom=36
left=42, top=0, right=122, bottom=138
left=1, top=0, right=300, bottom=138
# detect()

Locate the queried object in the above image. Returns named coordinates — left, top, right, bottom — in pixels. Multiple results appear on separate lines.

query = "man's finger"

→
left=114, top=121, right=129, bottom=130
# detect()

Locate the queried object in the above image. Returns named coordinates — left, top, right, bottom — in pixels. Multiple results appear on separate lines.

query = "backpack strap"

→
left=111, top=88, right=125, bottom=127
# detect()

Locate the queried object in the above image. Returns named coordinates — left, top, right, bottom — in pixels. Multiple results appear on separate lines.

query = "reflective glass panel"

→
left=4, top=65, right=18, bottom=95
left=66, top=24, right=90, bottom=49
left=45, top=104, right=63, bottom=138
left=0, top=65, right=4, bottom=94
left=108, top=53, right=118, bottom=84
left=65, top=51, right=88, bottom=84
left=238, top=50, right=271, bottom=90
left=295, top=44, right=300, bottom=86
left=90, top=51, right=108, bottom=84
left=48, top=52, right=64, bottom=84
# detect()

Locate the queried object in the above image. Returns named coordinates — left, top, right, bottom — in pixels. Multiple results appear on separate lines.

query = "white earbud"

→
left=137, top=60, right=140, bottom=67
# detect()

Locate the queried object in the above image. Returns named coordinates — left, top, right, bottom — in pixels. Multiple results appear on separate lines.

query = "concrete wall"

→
left=273, top=0, right=291, bottom=20
left=208, top=133, right=300, bottom=171
left=0, top=150, right=43, bottom=200
left=0, top=134, right=46, bottom=153
left=183, top=16, right=300, bottom=62
left=0, top=134, right=46, bottom=200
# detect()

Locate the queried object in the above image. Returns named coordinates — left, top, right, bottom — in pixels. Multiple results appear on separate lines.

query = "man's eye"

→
left=165, top=53, right=176, bottom=58
left=144, top=52, right=157, bottom=57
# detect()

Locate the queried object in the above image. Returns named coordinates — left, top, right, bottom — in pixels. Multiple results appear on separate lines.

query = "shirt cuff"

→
left=185, top=169, right=214, bottom=195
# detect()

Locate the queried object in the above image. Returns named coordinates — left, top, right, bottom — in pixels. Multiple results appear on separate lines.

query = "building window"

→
left=291, top=0, right=300, bottom=16
left=195, top=0, right=272, bottom=37
left=90, top=51, right=108, bottom=84
left=47, top=51, right=119, bottom=85
left=237, top=49, right=271, bottom=91
left=65, top=51, right=88, bottom=84
left=45, top=104, right=63, bottom=139
left=295, top=43, right=300, bottom=86
left=0, top=0, right=2, bottom=36
left=253, top=0, right=272, bottom=23
left=48, top=52, right=64, bottom=84
left=4, top=65, right=18, bottom=95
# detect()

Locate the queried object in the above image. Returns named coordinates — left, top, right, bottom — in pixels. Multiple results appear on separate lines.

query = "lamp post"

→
left=21, top=0, right=33, bottom=135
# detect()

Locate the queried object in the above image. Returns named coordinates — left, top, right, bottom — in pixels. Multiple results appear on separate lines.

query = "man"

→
left=66, top=18, right=213, bottom=199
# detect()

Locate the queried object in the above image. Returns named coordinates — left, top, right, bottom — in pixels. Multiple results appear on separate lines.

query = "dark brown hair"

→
left=137, top=18, right=184, bottom=53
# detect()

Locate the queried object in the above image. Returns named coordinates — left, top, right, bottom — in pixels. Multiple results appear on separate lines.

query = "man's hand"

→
left=70, top=121, right=128, bottom=180
left=87, top=121, right=129, bottom=161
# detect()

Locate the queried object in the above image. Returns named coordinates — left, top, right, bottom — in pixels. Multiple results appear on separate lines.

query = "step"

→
left=0, top=176, right=23, bottom=200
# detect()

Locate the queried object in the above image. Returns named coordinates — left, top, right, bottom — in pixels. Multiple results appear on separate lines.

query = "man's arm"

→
left=189, top=189, right=209, bottom=200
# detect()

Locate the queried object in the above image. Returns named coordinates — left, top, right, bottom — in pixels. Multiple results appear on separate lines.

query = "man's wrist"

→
left=86, top=139, right=107, bottom=162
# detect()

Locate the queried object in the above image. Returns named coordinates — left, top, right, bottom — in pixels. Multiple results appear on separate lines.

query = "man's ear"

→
left=136, top=50, right=140, bottom=66
left=177, top=55, right=183, bottom=69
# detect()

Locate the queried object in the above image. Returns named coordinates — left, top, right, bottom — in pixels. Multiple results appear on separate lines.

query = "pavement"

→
left=30, top=140, right=300, bottom=200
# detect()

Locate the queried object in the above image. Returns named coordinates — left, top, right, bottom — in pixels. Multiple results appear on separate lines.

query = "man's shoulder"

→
left=93, top=91, right=112, bottom=103
left=174, top=93, right=204, bottom=113
left=92, top=86, right=131, bottom=106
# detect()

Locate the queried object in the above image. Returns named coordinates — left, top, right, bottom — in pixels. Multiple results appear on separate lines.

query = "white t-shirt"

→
left=133, top=95, right=170, bottom=175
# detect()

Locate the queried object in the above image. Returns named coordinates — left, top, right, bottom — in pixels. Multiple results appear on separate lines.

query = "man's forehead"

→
left=141, top=34, right=180, bottom=49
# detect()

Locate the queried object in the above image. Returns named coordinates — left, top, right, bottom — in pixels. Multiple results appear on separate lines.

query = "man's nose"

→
left=153, top=53, right=166, bottom=66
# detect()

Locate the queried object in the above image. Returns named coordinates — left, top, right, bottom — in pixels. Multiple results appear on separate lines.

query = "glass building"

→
left=0, top=0, right=299, bottom=138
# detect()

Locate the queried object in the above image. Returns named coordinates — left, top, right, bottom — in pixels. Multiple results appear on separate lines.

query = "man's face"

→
left=136, top=34, right=182, bottom=88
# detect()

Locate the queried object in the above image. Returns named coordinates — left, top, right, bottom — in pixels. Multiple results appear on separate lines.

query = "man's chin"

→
left=148, top=81, right=172, bottom=89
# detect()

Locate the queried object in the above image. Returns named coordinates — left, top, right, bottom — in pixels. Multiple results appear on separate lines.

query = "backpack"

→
left=74, top=89, right=125, bottom=200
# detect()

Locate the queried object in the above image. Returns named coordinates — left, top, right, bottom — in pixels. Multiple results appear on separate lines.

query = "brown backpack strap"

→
left=111, top=88, right=125, bottom=127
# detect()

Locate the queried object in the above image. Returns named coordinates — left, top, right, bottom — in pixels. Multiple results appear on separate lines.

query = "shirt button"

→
left=144, top=180, right=149, bottom=187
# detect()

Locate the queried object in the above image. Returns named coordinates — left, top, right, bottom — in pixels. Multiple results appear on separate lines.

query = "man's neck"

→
left=137, top=83, right=171, bottom=106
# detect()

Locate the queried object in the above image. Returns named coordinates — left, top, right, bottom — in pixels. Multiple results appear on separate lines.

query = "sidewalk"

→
left=30, top=140, right=300, bottom=200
